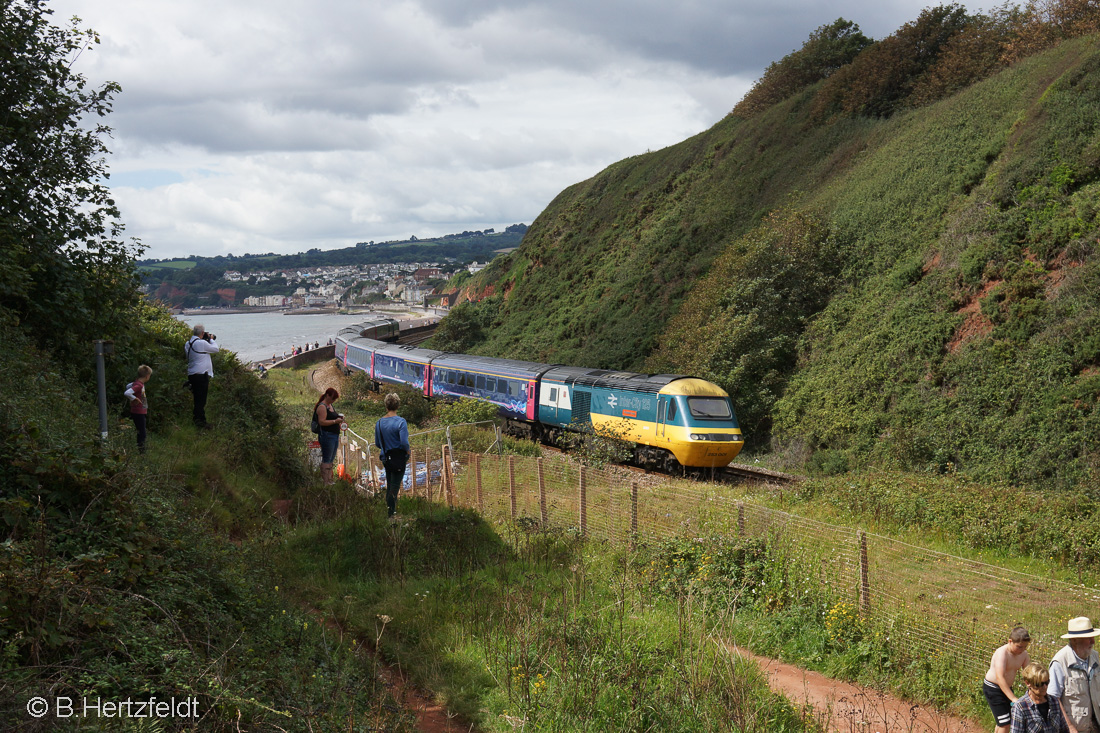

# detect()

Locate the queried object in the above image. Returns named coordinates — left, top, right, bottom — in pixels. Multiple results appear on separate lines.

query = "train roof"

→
left=345, top=317, right=399, bottom=334
left=374, top=342, right=447, bottom=363
left=431, top=353, right=555, bottom=380
left=541, top=366, right=688, bottom=395
left=346, top=336, right=387, bottom=350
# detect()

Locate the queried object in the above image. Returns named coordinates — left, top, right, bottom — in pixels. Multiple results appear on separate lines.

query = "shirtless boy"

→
left=984, top=627, right=1032, bottom=732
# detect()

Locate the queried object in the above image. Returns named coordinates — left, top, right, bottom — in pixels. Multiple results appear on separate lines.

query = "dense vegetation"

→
left=0, top=4, right=419, bottom=729
left=438, top=2, right=1100, bottom=490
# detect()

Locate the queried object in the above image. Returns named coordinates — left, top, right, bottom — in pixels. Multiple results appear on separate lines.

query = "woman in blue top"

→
left=374, top=393, right=410, bottom=519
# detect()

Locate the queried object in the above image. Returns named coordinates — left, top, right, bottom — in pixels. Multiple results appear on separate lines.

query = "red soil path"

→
left=729, top=646, right=986, bottom=733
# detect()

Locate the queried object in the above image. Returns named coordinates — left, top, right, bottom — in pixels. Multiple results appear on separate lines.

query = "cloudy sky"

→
left=49, top=0, right=960, bottom=260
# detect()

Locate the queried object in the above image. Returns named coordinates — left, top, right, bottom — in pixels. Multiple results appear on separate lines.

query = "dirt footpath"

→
left=310, top=359, right=346, bottom=393
left=728, top=646, right=985, bottom=733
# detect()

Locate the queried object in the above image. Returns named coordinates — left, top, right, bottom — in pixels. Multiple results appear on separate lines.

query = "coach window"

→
left=477, top=375, right=486, bottom=390
left=486, top=378, right=496, bottom=392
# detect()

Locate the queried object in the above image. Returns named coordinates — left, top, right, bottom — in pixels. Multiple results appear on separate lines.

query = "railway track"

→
left=538, top=445, right=802, bottom=486
left=719, top=462, right=801, bottom=485
left=395, top=326, right=437, bottom=347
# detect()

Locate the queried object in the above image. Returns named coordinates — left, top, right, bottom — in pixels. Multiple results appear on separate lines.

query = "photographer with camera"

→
left=185, top=324, right=220, bottom=429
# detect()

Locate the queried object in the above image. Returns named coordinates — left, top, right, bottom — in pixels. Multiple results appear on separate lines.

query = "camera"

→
left=203, top=332, right=216, bottom=342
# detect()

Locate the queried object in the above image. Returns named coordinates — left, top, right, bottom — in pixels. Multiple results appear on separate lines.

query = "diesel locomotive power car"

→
left=334, top=327, right=744, bottom=470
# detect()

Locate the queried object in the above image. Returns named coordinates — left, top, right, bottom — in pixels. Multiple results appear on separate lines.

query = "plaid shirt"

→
left=1011, top=694, right=1070, bottom=733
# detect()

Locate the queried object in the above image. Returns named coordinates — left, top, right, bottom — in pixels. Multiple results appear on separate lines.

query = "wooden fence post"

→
left=508, top=455, right=517, bottom=519
left=579, top=465, right=587, bottom=536
left=859, top=530, right=871, bottom=614
left=475, top=454, right=483, bottom=512
left=737, top=502, right=745, bottom=535
left=630, top=481, right=638, bottom=551
left=410, top=448, right=418, bottom=497
left=538, top=458, right=547, bottom=526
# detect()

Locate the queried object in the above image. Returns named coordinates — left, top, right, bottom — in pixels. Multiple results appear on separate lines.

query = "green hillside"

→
left=439, top=23, right=1100, bottom=490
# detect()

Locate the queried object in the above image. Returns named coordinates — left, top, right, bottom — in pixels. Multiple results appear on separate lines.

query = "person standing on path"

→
left=374, top=393, right=409, bottom=520
left=185, top=324, right=220, bottom=429
left=124, top=365, right=152, bottom=454
left=985, top=627, right=1033, bottom=732
left=1049, top=617, right=1100, bottom=733
left=314, top=388, right=345, bottom=485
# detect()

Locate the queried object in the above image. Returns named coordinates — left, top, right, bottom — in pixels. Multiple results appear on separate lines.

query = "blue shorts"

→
left=318, top=431, right=339, bottom=464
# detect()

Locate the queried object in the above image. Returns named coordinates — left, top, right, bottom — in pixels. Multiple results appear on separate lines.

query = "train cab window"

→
left=486, top=378, right=496, bottom=392
left=687, top=397, right=732, bottom=419
left=549, top=387, right=558, bottom=402
left=477, top=375, right=486, bottom=390
left=666, top=400, right=677, bottom=422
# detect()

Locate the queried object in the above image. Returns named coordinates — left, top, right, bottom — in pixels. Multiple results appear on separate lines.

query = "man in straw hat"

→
left=1049, top=617, right=1100, bottom=733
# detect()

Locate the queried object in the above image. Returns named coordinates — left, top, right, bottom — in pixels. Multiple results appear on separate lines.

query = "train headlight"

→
left=689, top=433, right=702, bottom=441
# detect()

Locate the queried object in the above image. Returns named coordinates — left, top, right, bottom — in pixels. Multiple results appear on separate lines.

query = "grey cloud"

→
left=416, top=0, right=946, bottom=75
left=113, top=100, right=386, bottom=153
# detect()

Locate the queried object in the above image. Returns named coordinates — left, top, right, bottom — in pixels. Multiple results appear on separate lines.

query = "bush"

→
left=807, top=449, right=851, bottom=476
left=393, top=386, right=433, bottom=426
left=438, top=396, right=500, bottom=426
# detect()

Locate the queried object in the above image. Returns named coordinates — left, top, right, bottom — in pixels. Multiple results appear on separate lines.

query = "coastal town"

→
left=159, top=259, right=490, bottom=313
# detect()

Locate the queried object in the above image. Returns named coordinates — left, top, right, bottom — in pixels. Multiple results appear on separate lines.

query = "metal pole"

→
left=94, top=340, right=108, bottom=441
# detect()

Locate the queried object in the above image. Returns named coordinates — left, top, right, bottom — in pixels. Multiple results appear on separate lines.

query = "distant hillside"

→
left=140, top=224, right=528, bottom=307
left=140, top=224, right=528, bottom=271
left=433, top=13, right=1100, bottom=490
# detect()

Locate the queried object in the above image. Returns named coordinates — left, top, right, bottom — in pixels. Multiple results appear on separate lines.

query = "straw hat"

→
left=1061, top=617, right=1100, bottom=639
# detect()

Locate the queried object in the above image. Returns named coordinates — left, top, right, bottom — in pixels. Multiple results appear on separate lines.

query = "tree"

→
left=732, top=19, right=871, bottom=119
left=0, top=0, right=142, bottom=361
left=810, top=4, right=973, bottom=121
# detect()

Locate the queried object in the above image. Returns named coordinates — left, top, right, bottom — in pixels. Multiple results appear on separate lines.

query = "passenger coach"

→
left=332, top=321, right=744, bottom=470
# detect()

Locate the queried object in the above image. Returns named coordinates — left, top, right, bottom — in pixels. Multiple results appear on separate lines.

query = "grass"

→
left=277, top=496, right=820, bottom=732
left=0, top=322, right=424, bottom=730
left=262, top=363, right=1100, bottom=730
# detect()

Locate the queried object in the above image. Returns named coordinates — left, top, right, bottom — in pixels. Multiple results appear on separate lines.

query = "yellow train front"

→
left=535, top=367, right=744, bottom=471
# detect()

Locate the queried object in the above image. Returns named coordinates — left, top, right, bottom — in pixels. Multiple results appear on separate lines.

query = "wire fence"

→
left=331, top=436, right=1100, bottom=685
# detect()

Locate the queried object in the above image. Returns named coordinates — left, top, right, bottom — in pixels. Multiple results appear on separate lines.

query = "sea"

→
left=175, top=311, right=412, bottom=364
